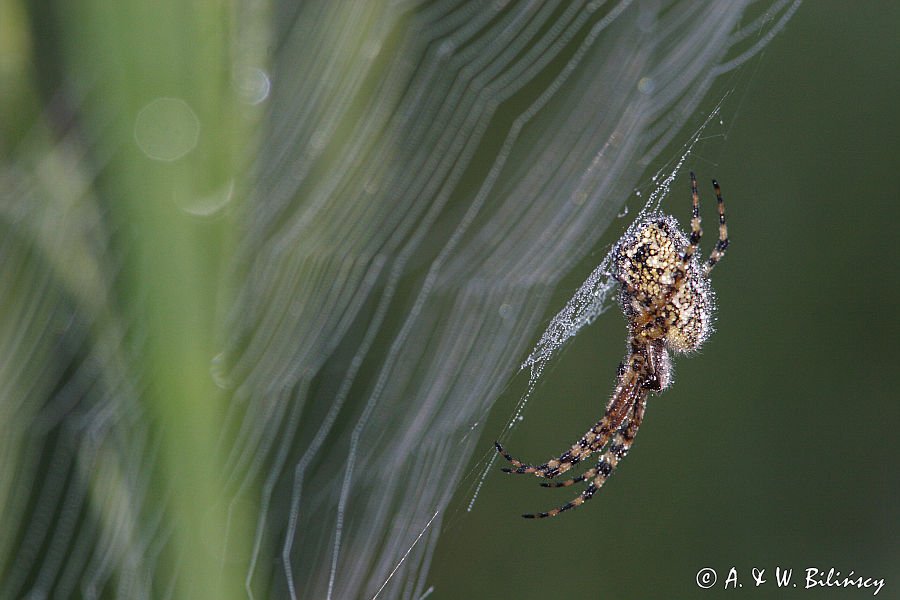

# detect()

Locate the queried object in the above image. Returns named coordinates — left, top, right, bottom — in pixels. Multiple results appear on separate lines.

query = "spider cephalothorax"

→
left=496, top=172, right=728, bottom=518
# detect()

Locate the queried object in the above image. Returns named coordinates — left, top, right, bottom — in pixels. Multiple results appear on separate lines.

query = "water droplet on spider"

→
left=133, top=97, right=200, bottom=161
left=651, top=174, right=658, bottom=182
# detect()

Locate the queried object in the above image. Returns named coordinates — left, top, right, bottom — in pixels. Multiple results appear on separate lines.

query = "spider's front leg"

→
left=494, top=418, right=610, bottom=479
left=522, top=393, right=647, bottom=519
left=538, top=392, right=646, bottom=490
left=495, top=366, right=640, bottom=479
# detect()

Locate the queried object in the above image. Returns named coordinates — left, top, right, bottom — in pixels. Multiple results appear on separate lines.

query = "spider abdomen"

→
left=665, top=276, right=713, bottom=352
left=614, top=215, right=714, bottom=353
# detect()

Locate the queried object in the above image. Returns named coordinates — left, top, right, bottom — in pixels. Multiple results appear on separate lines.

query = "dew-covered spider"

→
left=495, top=172, right=728, bottom=518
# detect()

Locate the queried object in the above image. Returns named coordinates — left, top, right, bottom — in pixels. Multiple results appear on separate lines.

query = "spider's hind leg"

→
left=683, top=171, right=703, bottom=263
left=703, top=179, right=728, bottom=275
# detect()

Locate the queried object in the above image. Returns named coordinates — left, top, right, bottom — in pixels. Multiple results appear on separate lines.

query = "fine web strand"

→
left=369, top=510, right=440, bottom=600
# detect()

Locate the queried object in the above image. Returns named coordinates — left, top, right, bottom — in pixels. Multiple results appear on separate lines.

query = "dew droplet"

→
left=177, top=179, right=234, bottom=218
left=235, top=66, right=271, bottom=105
left=638, top=77, right=656, bottom=95
left=133, top=97, right=200, bottom=162
left=210, top=352, right=232, bottom=389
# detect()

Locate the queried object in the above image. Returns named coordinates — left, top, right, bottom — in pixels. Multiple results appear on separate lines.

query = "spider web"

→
left=1, top=2, right=800, bottom=599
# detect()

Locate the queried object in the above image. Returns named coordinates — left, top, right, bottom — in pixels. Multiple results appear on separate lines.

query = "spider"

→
left=495, top=172, right=728, bottom=518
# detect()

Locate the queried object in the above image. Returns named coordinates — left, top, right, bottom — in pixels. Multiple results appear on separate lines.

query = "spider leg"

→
left=540, top=394, right=645, bottom=488
left=522, top=393, right=647, bottom=518
left=682, top=171, right=703, bottom=262
left=495, top=367, right=639, bottom=479
left=667, top=172, right=705, bottom=288
left=703, top=179, right=728, bottom=275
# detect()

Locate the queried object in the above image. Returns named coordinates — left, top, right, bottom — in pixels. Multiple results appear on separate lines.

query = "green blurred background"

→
left=431, top=3, right=900, bottom=598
